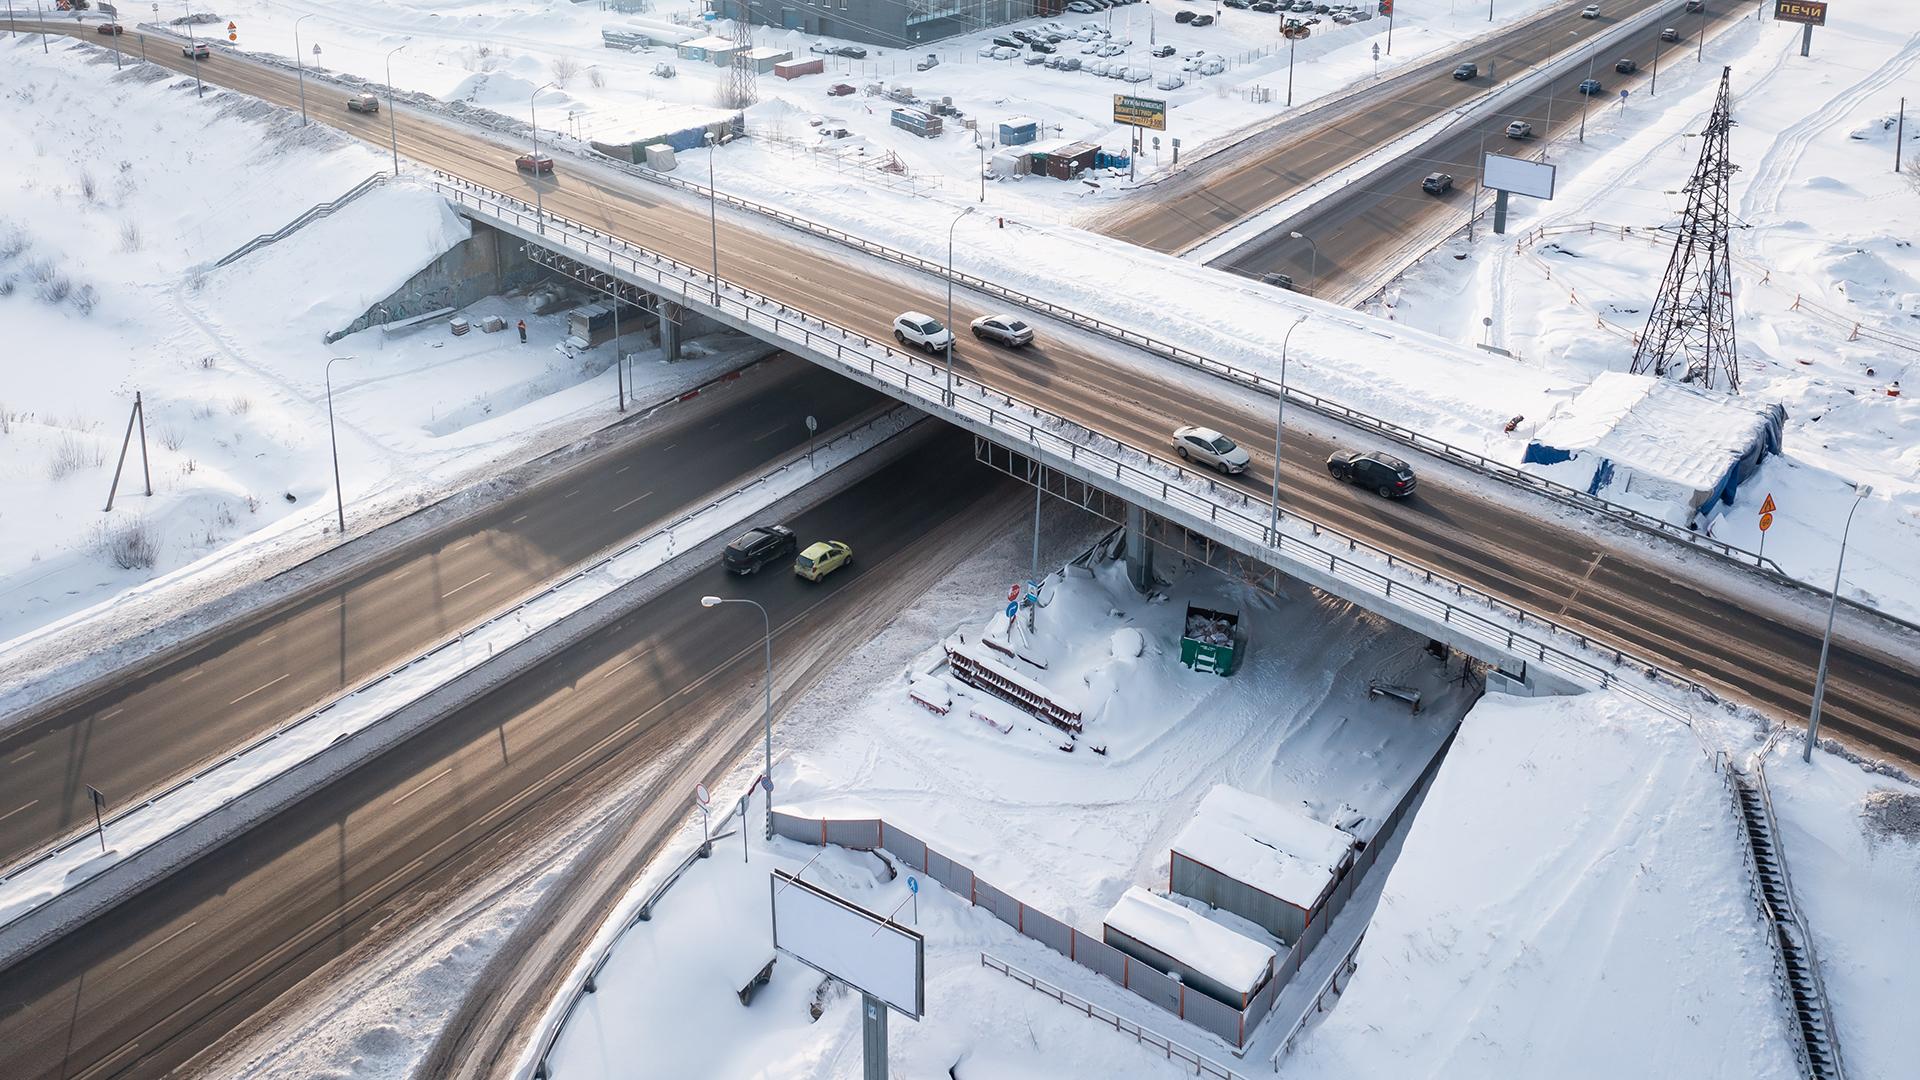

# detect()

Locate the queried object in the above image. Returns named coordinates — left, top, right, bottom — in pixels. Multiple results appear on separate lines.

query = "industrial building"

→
left=714, top=0, right=1054, bottom=49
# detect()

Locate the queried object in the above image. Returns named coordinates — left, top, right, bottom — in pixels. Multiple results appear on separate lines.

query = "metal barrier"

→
left=439, top=176, right=1715, bottom=726
left=213, top=173, right=388, bottom=267
left=1268, top=932, right=1365, bottom=1070
left=0, top=401, right=917, bottom=917
left=981, top=953, right=1250, bottom=1080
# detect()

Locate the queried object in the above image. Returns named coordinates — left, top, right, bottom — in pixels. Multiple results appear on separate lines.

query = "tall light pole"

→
left=1289, top=229, right=1319, bottom=294
left=1544, top=31, right=1576, bottom=150
left=529, top=79, right=557, bottom=227
left=701, top=596, right=774, bottom=837
left=705, top=130, right=720, bottom=298
left=1804, top=484, right=1872, bottom=762
left=1270, top=314, right=1308, bottom=543
left=324, top=356, right=354, bottom=535
left=944, top=206, right=973, bottom=407
left=34, top=1, right=46, bottom=54
left=181, top=2, right=199, bottom=87
left=385, top=45, right=405, bottom=176
left=1578, top=45, right=1598, bottom=142
left=293, top=13, right=316, bottom=125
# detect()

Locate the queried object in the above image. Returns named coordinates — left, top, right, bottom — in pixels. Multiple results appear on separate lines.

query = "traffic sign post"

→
left=805, top=414, right=818, bottom=467
left=908, top=875, right=919, bottom=924
left=1758, top=493, right=1777, bottom=563
left=86, top=785, right=107, bottom=853
left=695, top=782, right=712, bottom=858
left=739, top=791, right=752, bottom=862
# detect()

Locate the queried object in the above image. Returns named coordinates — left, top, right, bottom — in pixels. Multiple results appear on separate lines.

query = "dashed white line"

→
left=0, top=800, right=38, bottom=824
left=393, top=766, right=453, bottom=807
left=511, top=514, right=530, bottom=525
left=449, top=538, right=473, bottom=553
left=564, top=489, right=581, bottom=499
left=751, top=424, right=785, bottom=442
left=117, top=921, right=198, bottom=972
left=98, top=707, right=124, bottom=721
left=612, top=492, right=654, bottom=514
left=615, top=464, right=631, bottom=474
left=7, top=748, right=35, bottom=764
left=229, top=673, right=291, bottom=707
left=181, top=669, right=204, bottom=682
left=442, top=572, right=492, bottom=599
left=601, top=653, right=642, bottom=681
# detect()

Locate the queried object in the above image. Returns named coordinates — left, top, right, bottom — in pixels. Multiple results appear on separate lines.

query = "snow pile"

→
left=1287, top=691, right=1800, bottom=1080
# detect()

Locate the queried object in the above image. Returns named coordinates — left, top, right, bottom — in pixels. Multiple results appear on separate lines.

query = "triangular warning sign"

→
left=1759, top=494, right=1777, bottom=515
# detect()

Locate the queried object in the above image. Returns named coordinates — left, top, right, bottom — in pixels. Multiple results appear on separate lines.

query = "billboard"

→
left=1113, top=94, right=1167, bottom=131
left=771, top=869, right=925, bottom=1019
left=1482, top=153, right=1557, bottom=200
left=1773, top=0, right=1827, bottom=25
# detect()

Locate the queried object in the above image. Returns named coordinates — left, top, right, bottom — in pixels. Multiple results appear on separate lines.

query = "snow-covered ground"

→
left=0, top=38, right=748, bottom=658
left=1365, top=4, right=1920, bottom=618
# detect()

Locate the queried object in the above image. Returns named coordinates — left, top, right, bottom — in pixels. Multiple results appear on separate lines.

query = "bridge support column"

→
left=1124, top=504, right=1154, bottom=594
left=658, top=301, right=684, bottom=362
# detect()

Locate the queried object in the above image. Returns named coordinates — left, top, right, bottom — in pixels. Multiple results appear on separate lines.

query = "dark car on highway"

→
left=724, top=525, right=798, bottom=574
left=1578, top=78, right=1604, bottom=95
left=1615, top=57, right=1637, bottom=73
left=1453, top=62, right=1478, bottom=80
left=1326, top=451, right=1417, bottom=498
left=1421, top=172, right=1454, bottom=194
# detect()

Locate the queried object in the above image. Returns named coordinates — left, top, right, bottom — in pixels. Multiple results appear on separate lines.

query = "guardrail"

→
left=0, top=396, right=916, bottom=920
left=213, top=173, right=387, bottom=267
left=437, top=177, right=1716, bottom=726
left=981, top=953, right=1249, bottom=1080
left=1269, top=931, right=1365, bottom=1071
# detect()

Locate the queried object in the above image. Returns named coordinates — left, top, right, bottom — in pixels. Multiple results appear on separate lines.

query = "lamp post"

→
left=944, top=206, right=973, bottom=407
left=705, top=130, right=720, bottom=298
left=1289, top=229, right=1319, bottom=294
left=1578, top=45, right=1598, bottom=142
left=385, top=45, right=405, bottom=176
left=1544, top=31, right=1576, bottom=150
left=1270, top=314, right=1308, bottom=542
left=701, top=596, right=774, bottom=837
left=293, top=13, right=316, bottom=125
left=528, top=79, right=557, bottom=227
left=35, top=0, right=48, bottom=54
left=324, top=356, right=354, bottom=535
left=1804, top=484, right=1872, bottom=762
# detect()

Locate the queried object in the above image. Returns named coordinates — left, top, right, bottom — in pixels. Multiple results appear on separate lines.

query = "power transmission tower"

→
left=727, top=4, right=758, bottom=110
left=1632, top=66, right=1741, bottom=392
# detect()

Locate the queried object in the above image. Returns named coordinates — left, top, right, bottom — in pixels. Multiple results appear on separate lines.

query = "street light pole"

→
left=1804, top=484, right=1872, bottom=762
left=944, top=206, right=973, bottom=407
left=1579, top=47, right=1596, bottom=142
left=701, top=596, right=775, bottom=837
left=706, top=130, right=721, bottom=299
left=324, top=356, right=354, bottom=535
left=385, top=45, right=405, bottom=176
left=1288, top=229, right=1319, bottom=293
left=529, top=79, right=557, bottom=228
left=293, top=13, right=315, bottom=125
left=1270, top=314, right=1308, bottom=542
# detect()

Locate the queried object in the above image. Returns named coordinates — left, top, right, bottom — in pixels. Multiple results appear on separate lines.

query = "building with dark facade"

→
left=715, top=0, right=1054, bottom=49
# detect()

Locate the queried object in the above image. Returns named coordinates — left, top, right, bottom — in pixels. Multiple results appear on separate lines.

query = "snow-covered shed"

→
left=1102, top=886, right=1275, bottom=1010
left=1169, top=785, right=1356, bottom=945
left=1521, top=372, right=1785, bottom=526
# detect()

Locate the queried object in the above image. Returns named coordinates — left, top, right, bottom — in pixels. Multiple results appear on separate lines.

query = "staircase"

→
left=212, top=173, right=389, bottom=268
left=1727, top=759, right=1846, bottom=1080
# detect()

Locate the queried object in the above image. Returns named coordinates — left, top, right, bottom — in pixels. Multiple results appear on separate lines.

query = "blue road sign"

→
left=1006, top=601, right=1020, bottom=618
left=908, top=876, right=919, bottom=894
left=1619, top=89, right=1629, bottom=100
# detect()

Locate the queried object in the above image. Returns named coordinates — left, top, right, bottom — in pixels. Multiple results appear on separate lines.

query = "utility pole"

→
left=386, top=45, right=405, bottom=176
left=293, top=13, right=315, bottom=125
left=1805, top=485, right=1872, bottom=761
left=1896, top=98, right=1906, bottom=174
left=104, top=392, right=153, bottom=512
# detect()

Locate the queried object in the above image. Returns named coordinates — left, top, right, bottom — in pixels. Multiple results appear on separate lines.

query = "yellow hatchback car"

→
left=794, top=540, right=852, bottom=582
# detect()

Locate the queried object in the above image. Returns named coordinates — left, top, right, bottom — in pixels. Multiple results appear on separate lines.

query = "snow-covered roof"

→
left=1170, top=785, right=1354, bottom=910
left=1103, top=886, right=1274, bottom=995
left=1529, top=372, right=1781, bottom=492
left=681, top=34, right=736, bottom=50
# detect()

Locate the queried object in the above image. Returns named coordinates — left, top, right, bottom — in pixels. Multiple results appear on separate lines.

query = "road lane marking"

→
left=751, top=424, right=785, bottom=442
left=98, top=707, right=124, bottom=721
left=511, top=514, right=530, bottom=525
left=393, top=766, right=453, bottom=807
left=7, top=748, right=35, bottom=764
left=230, top=673, right=291, bottom=706
left=615, top=464, right=630, bottom=474
left=181, top=669, right=203, bottom=681
left=449, top=538, right=473, bottom=552
left=601, top=653, right=642, bottom=681
left=663, top=443, right=677, bottom=451
left=443, top=572, right=493, bottom=599
left=612, top=492, right=653, bottom=514
left=564, top=489, right=581, bottom=499
left=0, top=800, right=38, bottom=824
left=117, top=921, right=198, bottom=972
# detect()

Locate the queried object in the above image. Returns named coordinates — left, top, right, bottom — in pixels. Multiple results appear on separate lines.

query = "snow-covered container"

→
left=1102, top=886, right=1275, bottom=1010
left=1521, top=372, right=1785, bottom=527
left=1169, top=785, right=1356, bottom=945
left=988, top=149, right=1028, bottom=178
left=643, top=143, right=678, bottom=171
left=998, top=116, right=1039, bottom=146
left=1180, top=604, right=1239, bottom=675
left=774, top=57, right=824, bottom=80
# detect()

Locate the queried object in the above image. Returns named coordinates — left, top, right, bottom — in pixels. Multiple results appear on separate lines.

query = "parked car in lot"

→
left=1175, top=8, right=1196, bottom=21
left=1151, top=44, right=1176, bottom=57
left=1615, top=57, right=1637, bottom=73
left=1066, top=0, right=1098, bottom=11
left=1421, top=171, right=1454, bottom=194
left=1028, top=40, right=1056, bottom=53
left=827, top=82, right=856, bottom=96
left=1225, top=0, right=1254, bottom=8
left=724, top=525, right=797, bottom=575
left=971, top=314, right=1035, bottom=347
left=1660, top=26, right=1680, bottom=41
left=346, top=92, right=380, bottom=114
left=1505, top=119, right=1533, bottom=138
left=1578, top=77, right=1603, bottom=95
left=182, top=41, right=210, bottom=59
left=516, top=153, right=554, bottom=175
left=1326, top=450, right=1416, bottom=498
left=794, top=540, right=852, bottom=582
left=832, top=45, right=867, bottom=59
left=1192, top=13, right=1215, bottom=25
left=1173, top=426, right=1251, bottom=475
left=1580, top=4, right=1600, bottom=17
left=1155, top=73, right=1185, bottom=90
left=893, top=311, right=954, bottom=353
left=1453, top=62, right=1478, bottom=80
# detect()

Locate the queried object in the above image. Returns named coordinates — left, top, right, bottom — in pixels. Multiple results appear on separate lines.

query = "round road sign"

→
left=694, top=782, right=711, bottom=808
left=1759, top=512, right=1774, bottom=532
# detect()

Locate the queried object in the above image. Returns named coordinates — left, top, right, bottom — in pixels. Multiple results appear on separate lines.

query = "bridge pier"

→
left=1123, top=504, right=1154, bottom=593
left=658, top=300, right=684, bottom=362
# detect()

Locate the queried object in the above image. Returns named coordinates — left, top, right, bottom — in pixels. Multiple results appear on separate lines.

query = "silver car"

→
left=970, top=314, right=1035, bottom=347
left=1173, top=425, right=1251, bottom=475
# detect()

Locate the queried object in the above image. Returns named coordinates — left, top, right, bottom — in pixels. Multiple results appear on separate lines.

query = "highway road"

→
left=0, top=428, right=1024, bottom=1079
left=1097, top=0, right=1682, bottom=254
left=1210, top=0, right=1752, bottom=295
left=0, top=361, right=885, bottom=867
left=22, top=19, right=1919, bottom=768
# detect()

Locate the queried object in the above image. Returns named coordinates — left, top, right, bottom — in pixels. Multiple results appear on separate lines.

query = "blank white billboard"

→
left=1482, top=153, right=1557, bottom=200
left=771, top=869, right=925, bottom=1019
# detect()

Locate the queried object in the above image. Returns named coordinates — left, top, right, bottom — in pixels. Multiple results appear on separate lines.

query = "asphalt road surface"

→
left=1098, top=0, right=1681, bottom=254
left=1211, top=1, right=1751, bottom=294
left=0, top=361, right=884, bottom=867
left=22, top=20, right=1919, bottom=766
left=0, top=428, right=1019, bottom=1080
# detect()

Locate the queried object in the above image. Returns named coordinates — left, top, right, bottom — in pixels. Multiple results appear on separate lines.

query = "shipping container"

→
left=890, top=107, right=944, bottom=139
left=997, top=116, right=1038, bottom=146
left=774, top=57, right=825, bottom=80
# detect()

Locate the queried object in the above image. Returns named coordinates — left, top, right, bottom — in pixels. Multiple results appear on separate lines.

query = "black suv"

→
left=1326, top=451, right=1417, bottom=498
left=723, top=525, right=798, bottom=574
left=1421, top=172, right=1454, bottom=194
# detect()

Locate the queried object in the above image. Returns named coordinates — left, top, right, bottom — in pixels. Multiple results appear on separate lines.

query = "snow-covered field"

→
left=0, top=38, right=746, bottom=658
left=1366, top=4, right=1920, bottom=618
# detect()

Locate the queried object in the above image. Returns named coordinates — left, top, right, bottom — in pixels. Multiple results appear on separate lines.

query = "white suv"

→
left=892, top=311, right=954, bottom=353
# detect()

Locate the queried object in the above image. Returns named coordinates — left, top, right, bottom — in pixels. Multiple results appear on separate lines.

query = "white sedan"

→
left=1172, top=425, right=1251, bottom=475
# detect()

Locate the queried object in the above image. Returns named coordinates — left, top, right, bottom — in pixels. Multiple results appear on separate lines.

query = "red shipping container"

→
left=774, top=58, right=824, bottom=80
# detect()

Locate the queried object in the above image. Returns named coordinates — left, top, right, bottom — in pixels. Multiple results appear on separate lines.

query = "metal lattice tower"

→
left=1632, top=66, right=1741, bottom=392
left=727, top=6, right=758, bottom=109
